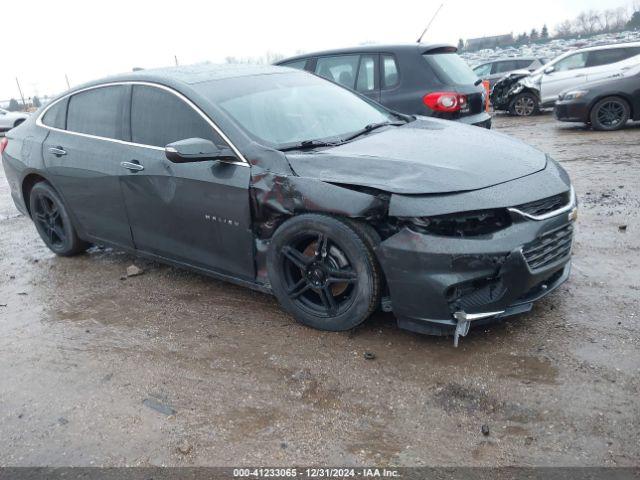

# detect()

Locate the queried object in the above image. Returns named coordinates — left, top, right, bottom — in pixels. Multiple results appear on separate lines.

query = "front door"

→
left=540, top=52, right=589, bottom=104
left=119, top=84, right=255, bottom=280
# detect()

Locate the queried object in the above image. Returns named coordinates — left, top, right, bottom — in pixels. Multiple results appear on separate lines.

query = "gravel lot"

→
left=0, top=113, right=638, bottom=467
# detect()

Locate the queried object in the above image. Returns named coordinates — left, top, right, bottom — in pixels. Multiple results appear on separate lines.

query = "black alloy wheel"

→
left=29, top=182, right=88, bottom=256
left=267, top=214, right=380, bottom=331
left=590, top=96, right=630, bottom=131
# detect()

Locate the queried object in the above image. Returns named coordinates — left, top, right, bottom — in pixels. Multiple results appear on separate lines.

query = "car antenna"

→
left=416, top=3, right=444, bottom=43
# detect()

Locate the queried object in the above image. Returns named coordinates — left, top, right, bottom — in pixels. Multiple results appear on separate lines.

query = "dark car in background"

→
left=473, top=57, right=548, bottom=88
left=1, top=64, right=576, bottom=345
left=276, top=44, right=491, bottom=128
left=554, top=64, right=640, bottom=130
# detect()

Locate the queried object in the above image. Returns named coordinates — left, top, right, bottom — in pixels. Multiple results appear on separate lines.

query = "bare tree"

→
left=555, top=19, right=573, bottom=37
left=603, top=9, right=616, bottom=31
left=613, top=6, right=631, bottom=30
left=574, top=10, right=603, bottom=35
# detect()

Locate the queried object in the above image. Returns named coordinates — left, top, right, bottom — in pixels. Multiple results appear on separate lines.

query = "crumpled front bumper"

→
left=375, top=207, right=576, bottom=338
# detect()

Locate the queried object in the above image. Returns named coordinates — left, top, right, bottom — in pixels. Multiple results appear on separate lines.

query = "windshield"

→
left=196, top=72, right=396, bottom=148
left=424, top=53, right=478, bottom=85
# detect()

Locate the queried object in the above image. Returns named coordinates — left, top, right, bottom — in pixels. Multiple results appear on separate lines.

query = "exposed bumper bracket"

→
left=452, top=310, right=505, bottom=347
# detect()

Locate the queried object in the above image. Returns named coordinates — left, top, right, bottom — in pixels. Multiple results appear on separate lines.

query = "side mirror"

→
left=544, top=66, right=555, bottom=75
left=165, top=138, right=235, bottom=163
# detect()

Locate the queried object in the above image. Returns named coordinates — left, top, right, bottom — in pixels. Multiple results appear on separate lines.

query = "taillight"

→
left=423, top=92, right=467, bottom=112
left=0, top=137, right=7, bottom=155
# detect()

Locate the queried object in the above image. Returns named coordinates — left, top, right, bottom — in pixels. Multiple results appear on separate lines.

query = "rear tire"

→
left=29, top=182, right=88, bottom=256
left=508, top=92, right=539, bottom=117
left=590, top=96, right=630, bottom=131
left=267, top=214, right=380, bottom=331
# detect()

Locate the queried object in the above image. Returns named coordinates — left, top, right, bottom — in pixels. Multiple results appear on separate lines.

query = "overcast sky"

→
left=3, top=0, right=633, bottom=101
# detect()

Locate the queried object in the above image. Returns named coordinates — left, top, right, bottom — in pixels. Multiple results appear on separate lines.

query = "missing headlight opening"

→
left=404, top=209, right=512, bottom=237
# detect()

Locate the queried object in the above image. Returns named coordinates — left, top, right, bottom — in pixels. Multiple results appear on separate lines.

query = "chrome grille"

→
left=523, top=223, right=573, bottom=271
left=515, top=192, right=570, bottom=217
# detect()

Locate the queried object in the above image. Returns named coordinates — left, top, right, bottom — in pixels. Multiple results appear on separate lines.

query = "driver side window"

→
left=130, top=86, right=225, bottom=148
left=553, top=53, right=588, bottom=72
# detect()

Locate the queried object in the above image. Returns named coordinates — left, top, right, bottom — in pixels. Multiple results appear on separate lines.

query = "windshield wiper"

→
left=278, top=139, right=343, bottom=152
left=342, top=121, right=405, bottom=142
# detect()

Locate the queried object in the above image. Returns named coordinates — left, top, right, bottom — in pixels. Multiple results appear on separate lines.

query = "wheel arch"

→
left=589, top=93, right=634, bottom=119
left=21, top=172, right=53, bottom=217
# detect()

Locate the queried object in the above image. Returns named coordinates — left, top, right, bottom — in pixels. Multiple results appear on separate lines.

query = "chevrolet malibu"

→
left=0, top=64, right=577, bottom=345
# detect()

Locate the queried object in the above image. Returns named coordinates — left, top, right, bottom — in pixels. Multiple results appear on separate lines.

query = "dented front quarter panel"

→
left=245, top=144, right=389, bottom=285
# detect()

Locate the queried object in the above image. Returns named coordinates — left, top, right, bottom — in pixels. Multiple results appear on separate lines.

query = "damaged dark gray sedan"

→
left=1, top=64, right=577, bottom=345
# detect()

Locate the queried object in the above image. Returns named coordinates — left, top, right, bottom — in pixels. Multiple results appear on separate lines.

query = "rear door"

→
left=42, top=85, right=135, bottom=249
left=314, top=54, right=380, bottom=101
left=120, top=84, right=254, bottom=279
left=585, top=47, right=640, bottom=83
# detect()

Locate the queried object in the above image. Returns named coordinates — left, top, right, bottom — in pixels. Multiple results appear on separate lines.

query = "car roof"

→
left=547, top=41, right=640, bottom=65
left=564, top=41, right=640, bottom=54
left=478, top=56, right=538, bottom=64
left=276, top=43, right=455, bottom=63
left=103, top=63, right=293, bottom=86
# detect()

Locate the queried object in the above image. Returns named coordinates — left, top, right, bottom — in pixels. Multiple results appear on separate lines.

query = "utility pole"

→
left=65, top=74, right=71, bottom=89
left=174, top=55, right=179, bottom=66
left=15, top=77, right=26, bottom=110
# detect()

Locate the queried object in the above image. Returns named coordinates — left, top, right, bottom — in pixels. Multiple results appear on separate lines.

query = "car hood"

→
left=285, top=117, right=548, bottom=194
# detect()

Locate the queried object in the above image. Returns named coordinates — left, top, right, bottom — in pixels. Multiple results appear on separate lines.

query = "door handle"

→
left=121, top=161, right=144, bottom=172
left=48, top=146, right=67, bottom=156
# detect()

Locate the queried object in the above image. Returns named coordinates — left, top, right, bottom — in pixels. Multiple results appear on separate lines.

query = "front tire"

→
left=509, top=92, right=539, bottom=117
left=29, top=182, right=88, bottom=256
left=590, top=96, right=630, bottom=131
left=267, top=214, right=381, bottom=331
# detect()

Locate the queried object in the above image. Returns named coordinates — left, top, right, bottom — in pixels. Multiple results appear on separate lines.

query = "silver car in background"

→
left=473, top=57, right=547, bottom=88
left=0, top=108, right=29, bottom=134
left=491, top=42, right=640, bottom=116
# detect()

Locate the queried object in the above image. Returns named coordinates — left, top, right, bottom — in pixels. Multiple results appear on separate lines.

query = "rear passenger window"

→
left=131, top=85, right=224, bottom=148
left=493, top=60, right=518, bottom=74
left=626, top=47, right=640, bottom=58
left=356, top=55, right=375, bottom=92
left=588, top=48, right=635, bottom=67
left=281, top=59, right=307, bottom=70
left=41, top=98, right=68, bottom=130
left=315, top=55, right=360, bottom=89
left=382, top=55, right=399, bottom=88
left=67, top=86, right=128, bottom=139
left=517, top=59, right=534, bottom=69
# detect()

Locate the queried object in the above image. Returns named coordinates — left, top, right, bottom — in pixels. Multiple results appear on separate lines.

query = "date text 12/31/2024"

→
left=233, top=468, right=400, bottom=478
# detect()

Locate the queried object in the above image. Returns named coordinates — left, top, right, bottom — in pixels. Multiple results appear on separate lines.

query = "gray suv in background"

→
left=473, top=57, right=548, bottom=88
left=276, top=44, right=492, bottom=128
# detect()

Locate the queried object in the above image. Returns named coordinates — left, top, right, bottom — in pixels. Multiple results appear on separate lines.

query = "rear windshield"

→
left=423, top=53, right=478, bottom=86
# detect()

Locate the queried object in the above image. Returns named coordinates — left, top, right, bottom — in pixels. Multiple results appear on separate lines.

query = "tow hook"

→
left=452, top=310, right=505, bottom=347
